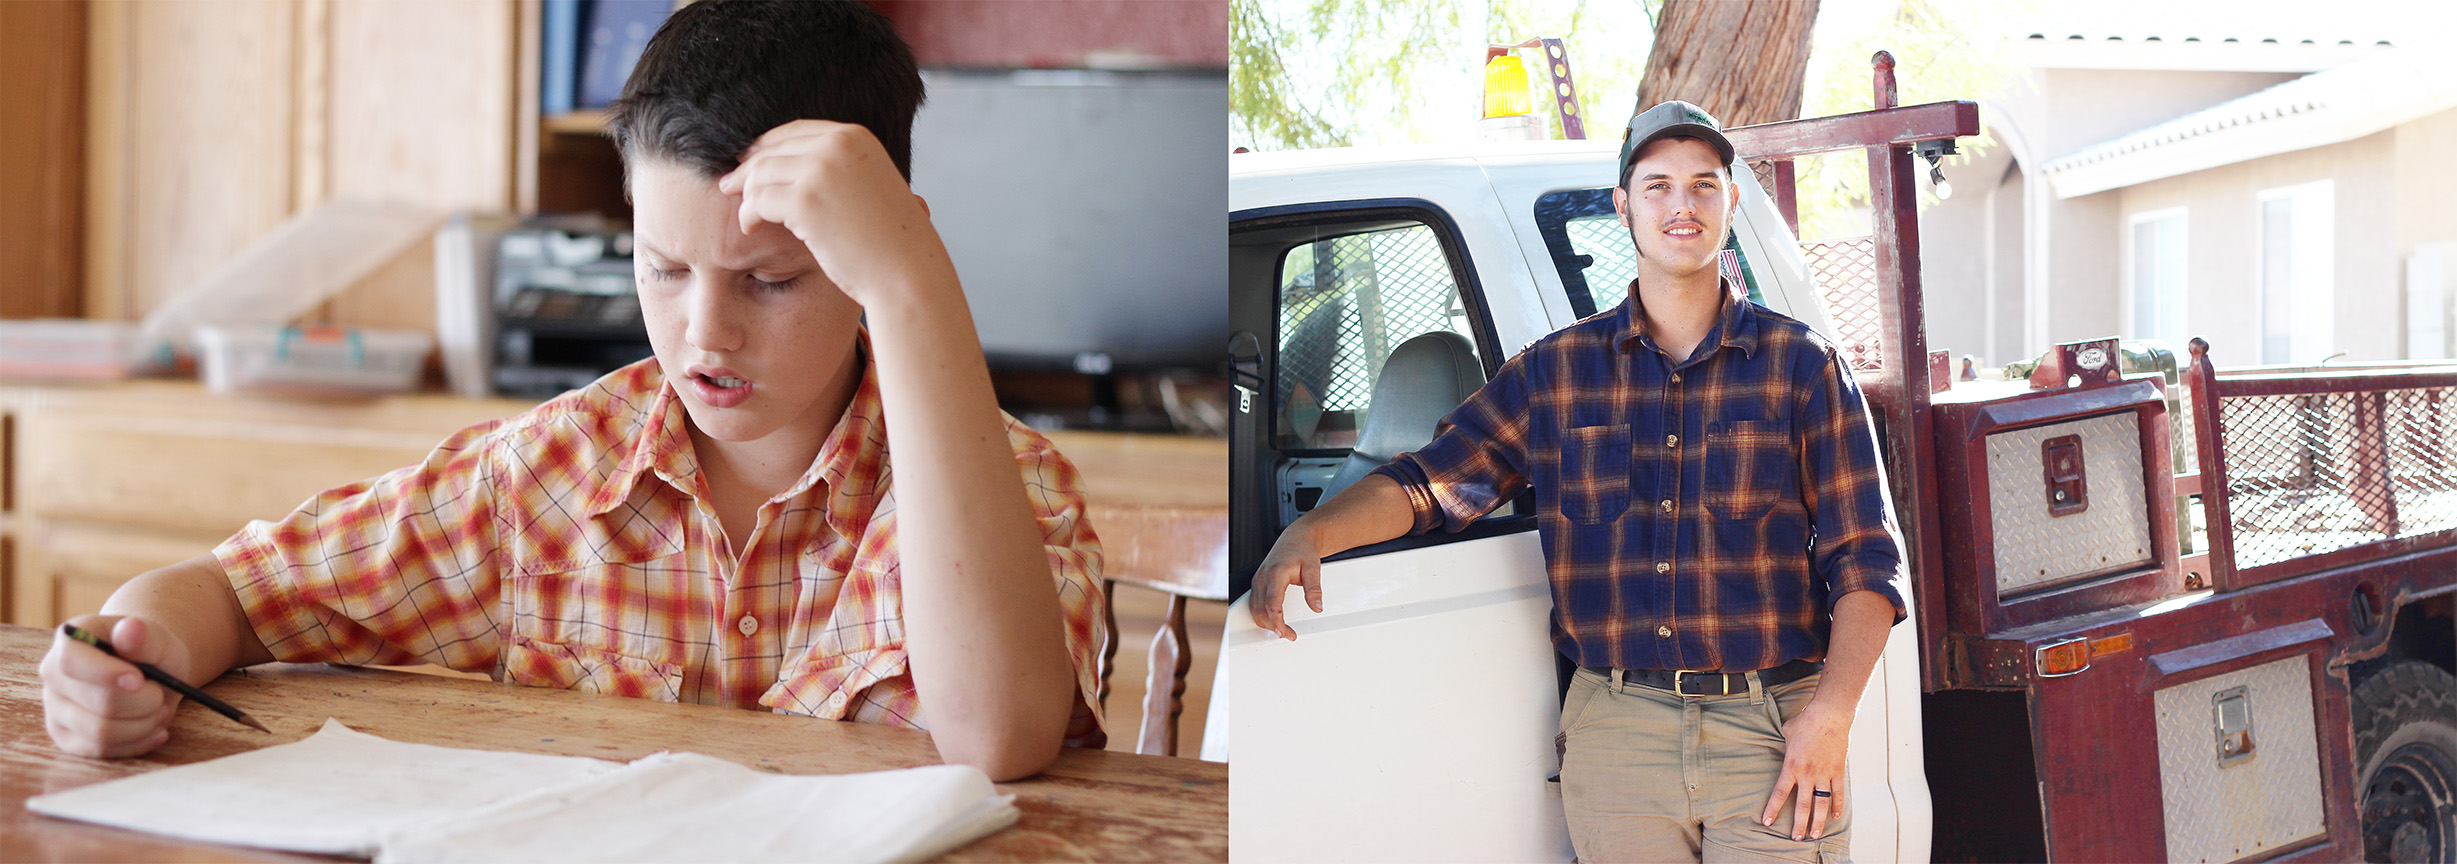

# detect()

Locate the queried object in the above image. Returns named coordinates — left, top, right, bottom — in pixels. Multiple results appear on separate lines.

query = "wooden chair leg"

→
left=1136, top=593, right=1190, bottom=757
left=1095, top=580, right=1118, bottom=719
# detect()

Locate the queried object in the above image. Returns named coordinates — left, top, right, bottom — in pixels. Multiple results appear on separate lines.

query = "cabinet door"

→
left=86, top=0, right=516, bottom=330
left=16, top=402, right=457, bottom=537
left=15, top=519, right=225, bottom=627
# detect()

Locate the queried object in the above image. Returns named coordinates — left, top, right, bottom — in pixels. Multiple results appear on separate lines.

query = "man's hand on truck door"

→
left=1246, top=474, right=1416, bottom=641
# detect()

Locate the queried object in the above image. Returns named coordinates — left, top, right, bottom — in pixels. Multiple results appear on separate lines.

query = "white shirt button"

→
left=737, top=615, right=759, bottom=637
left=1660, top=499, right=1675, bottom=512
left=1657, top=625, right=1673, bottom=637
left=1666, top=434, right=1679, bottom=448
left=1656, top=561, right=1671, bottom=574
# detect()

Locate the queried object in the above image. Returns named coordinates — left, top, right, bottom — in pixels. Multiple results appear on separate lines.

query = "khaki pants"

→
left=1557, top=667, right=1847, bottom=864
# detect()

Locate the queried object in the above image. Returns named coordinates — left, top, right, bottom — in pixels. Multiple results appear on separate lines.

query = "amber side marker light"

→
left=2036, top=637, right=2091, bottom=677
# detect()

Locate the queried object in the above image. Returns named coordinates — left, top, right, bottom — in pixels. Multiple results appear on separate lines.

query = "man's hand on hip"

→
left=1760, top=697, right=1852, bottom=840
left=1755, top=590, right=1896, bottom=841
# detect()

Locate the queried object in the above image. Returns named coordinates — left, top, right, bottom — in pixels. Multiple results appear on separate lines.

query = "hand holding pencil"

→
left=39, top=615, right=267, bottom=758
left=59, top=623, right=269, bottom=734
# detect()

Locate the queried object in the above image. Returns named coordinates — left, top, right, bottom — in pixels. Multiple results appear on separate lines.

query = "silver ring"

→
left=1811, top=789, right=1832, bottom=798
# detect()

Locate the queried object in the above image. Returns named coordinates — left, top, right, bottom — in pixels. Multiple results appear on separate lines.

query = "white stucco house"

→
left=1912, top=1, right=2457, bottom=370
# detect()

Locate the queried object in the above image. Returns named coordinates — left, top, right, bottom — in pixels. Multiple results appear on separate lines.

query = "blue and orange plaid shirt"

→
left=1373, top=285, right=1906, bottom=673
left=218, top=354, right=1109, bottom=746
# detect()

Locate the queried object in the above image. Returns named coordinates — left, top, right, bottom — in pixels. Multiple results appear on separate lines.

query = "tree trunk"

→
left=1632, top=0, right=1820, bottom=129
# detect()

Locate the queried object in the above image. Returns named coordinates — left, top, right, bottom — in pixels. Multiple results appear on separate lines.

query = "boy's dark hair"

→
left=606, top=0, right=925, bottom=185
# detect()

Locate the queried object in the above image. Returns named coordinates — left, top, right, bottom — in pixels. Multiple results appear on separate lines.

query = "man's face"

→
left=632, top=159, right=863, bottom=449
left=1612, top=136, right=1739, bottom=278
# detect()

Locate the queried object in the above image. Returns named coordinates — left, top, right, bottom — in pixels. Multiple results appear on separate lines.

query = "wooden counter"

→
left=0, top=381, right=1226, bottom=621
left=0, top=624, right=1227, bottom=862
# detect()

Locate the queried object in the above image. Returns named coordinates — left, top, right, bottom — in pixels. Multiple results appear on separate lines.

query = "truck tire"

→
left=2354, top=659, right=2457, bottom=863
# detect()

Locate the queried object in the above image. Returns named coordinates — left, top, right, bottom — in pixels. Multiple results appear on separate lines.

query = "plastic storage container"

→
left=196, top=325, right=433, bottom=395
left=0, top=320, right=141, bottom=380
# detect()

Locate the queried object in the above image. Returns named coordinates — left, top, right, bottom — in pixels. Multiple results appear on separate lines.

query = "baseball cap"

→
left=1616, top=100, right=1736, bottom=185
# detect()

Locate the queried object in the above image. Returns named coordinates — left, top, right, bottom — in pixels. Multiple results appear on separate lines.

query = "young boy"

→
left=40, top=0, right=1106, bottom=781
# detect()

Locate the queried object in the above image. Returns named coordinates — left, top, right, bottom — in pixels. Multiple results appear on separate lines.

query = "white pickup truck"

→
left=1214, top=82, right=2457, bottom=864
left=1212, top=135, right=1930, bottom=862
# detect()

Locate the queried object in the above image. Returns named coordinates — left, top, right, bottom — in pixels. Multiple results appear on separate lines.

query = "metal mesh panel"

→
left=1275, top=225, right=1467, bottom=446
left=2387, top=387, right=2457, bottom=537
left=1564, top=216, right=1638, bottom=301
left=2217, top=386, right=2457, bottom=570
left=1799, top=237, right=1884, bottom=370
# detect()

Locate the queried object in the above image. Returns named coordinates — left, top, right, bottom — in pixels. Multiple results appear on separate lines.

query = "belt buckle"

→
left=1672, top=670, right=1723, bottom=697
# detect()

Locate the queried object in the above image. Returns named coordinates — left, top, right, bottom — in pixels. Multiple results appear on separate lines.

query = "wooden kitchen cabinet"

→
left=0, top=383, right=534, bottom=626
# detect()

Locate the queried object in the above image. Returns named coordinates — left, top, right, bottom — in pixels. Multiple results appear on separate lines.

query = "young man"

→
left=41, top=0, right=1104, bottom=782
left=1248, top=101, right=1907, bottom=861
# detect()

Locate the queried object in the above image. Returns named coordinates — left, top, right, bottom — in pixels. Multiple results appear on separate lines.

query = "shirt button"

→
left=737, top=615, right=760, bottom=637
left=1656, top=561, right=1671, bottom=574
left=1666, top=434, right=1679, bottom=448
left=1670, top=373, right=1682, bottom=385
left=1657, top=625, right=1673, bottom=638
left=1660, top=499, right=1674, bottom=512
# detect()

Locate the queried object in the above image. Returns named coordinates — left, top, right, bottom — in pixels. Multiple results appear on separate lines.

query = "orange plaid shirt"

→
left=216, top=356, right=1108, bottom=745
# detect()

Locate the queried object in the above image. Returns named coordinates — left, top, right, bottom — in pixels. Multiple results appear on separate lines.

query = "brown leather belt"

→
left=1593, top=658, right=1822, bottom=697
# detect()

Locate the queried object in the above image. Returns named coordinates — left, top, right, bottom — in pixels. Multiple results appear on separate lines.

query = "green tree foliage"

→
left=1790, top=0, right=2020, bottom=240
left=1232, top=0, right=2016, bottom=247
left=1230, top=0, right=1350, bottom=149
left=1230, top=0, right=1658, bottom=152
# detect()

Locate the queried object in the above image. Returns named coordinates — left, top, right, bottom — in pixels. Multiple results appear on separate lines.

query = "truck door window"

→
left=1534, top=188, right=1763, bottom=319
left=1275, top=223, right=1477, bottom=452
left=1230, top=203, right=1519, bottom=576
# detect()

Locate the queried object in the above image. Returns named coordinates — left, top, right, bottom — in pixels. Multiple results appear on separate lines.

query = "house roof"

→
left=1995, top=0, right=2435, bottom=72
left=2040, top=47, right=2457, bottom=198
left=2001, top=35, right=2389, bottom=74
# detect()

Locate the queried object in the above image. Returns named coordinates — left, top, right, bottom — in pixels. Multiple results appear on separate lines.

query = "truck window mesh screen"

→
left=1275, top=224, right=1472, bottom=449
left=2215, top=385, right=2457, bottom=570
left=1800, top=237, right=1885, bottom=371
left=1563, top=217, right=1638, bottom=302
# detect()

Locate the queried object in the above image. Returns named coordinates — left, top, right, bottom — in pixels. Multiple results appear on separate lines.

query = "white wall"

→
left=2115, top=131, right=2397, bottom=366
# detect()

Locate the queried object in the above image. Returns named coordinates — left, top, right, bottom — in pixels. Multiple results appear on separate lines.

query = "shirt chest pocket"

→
left=1558, top=424, right=1632, bottom=525
left=1706, top=419, right=1791, bottom=520
left=760, top=546, right=909, bottom=720
left=503, top=519, right=690, bottom=701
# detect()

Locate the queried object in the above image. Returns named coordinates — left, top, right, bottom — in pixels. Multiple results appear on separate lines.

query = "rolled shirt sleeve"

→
left=1794, top=345, right=1909, bottom=625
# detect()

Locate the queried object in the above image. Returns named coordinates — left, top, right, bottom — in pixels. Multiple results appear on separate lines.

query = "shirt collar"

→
left=585, top=337, right=884, bottom=517
left=1612, top=274, right=1761, bottom=361
left=582, top=371, right=699, bottom=517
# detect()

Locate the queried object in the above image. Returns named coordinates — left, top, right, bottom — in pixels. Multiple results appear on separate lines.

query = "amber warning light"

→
left=2036, top=637, right=2091, bottom=677
left=1482, top=54, right=1531, bottom=119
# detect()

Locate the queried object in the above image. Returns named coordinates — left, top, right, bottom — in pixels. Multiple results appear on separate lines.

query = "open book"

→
left=27, top=719, right=1016, bottom=864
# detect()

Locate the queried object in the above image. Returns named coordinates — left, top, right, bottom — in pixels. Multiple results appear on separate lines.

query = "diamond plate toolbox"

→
left=1987, top=412, right=2154, bottom=595
left=2154, top=655, right=2325, bottom=862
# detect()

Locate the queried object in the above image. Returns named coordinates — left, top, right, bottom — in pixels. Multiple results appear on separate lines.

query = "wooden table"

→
left=0, top=625, right=1226, bottom=862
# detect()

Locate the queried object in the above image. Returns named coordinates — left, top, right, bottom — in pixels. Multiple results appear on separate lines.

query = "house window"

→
left=2257, top=181, right=2334, bottom=364
left=2128, top=208, right=2189, bottom=349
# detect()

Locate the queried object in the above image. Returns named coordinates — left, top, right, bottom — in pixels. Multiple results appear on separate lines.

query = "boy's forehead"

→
left=630, top=161, right=811, bottom=269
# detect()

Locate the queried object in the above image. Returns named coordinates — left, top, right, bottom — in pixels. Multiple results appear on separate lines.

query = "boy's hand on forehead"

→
left=716, top=120, right=957, bottom=312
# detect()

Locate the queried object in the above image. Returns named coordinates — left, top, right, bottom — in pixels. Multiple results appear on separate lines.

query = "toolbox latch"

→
left=2042, top=434, right=2088, bottom=516
left=2214, top=685, right=2257, bottom=766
